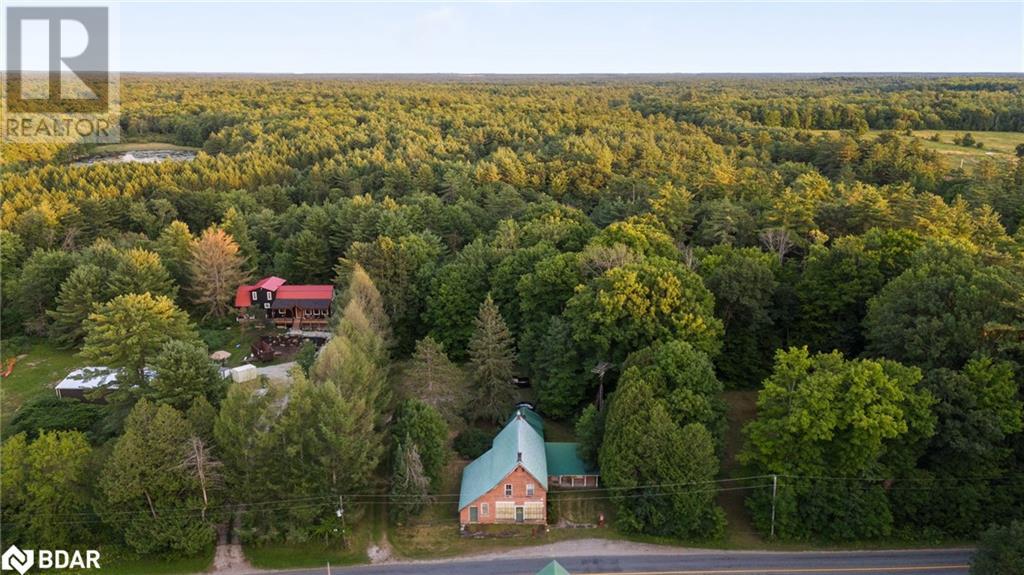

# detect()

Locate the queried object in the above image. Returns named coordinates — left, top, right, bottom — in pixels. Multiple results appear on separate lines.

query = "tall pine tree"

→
left=467, top=295, right=517, bottom=423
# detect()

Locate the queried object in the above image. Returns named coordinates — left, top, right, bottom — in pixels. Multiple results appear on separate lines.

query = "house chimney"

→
left=517, top=451, right=522, bottom=462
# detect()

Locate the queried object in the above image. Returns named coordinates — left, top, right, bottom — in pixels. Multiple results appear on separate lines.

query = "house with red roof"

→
left=235, top=276, right=334, bottom=331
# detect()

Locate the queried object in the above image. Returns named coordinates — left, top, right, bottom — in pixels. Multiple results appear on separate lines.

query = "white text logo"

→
left=1, top=546, right=101, bottom=574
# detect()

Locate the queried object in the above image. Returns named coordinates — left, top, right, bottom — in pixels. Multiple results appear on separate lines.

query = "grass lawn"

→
left=198, top=322, right=285, bottom=368
left=81, top=551, right=213, bottom=575
left=244, top=523, right=372, bottom=570
left=0, top=341, right=79, bottom=434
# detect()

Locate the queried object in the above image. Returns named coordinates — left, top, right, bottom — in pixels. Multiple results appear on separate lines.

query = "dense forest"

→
left=1, top=75, right=1023, bottom=560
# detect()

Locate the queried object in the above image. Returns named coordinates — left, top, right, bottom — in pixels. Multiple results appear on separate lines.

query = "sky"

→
left=14, top=1, right=1024, bottom=73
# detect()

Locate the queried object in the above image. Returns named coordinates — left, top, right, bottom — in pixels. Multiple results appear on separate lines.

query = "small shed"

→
left=230, top=364, right=258, bottom=383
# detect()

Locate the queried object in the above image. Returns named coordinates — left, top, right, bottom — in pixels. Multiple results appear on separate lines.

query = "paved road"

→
left=256, top=548, right=973, bottom=575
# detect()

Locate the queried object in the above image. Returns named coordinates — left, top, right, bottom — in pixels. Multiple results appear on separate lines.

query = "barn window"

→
left=504, top=484, right=512, bottom=497
left=251, top=291, right=257, bottom=301
left=526, top=483, right=535, bottom=497
left=524, top=502, right=544, bottom=521
left=495, top=501, right=515, bottom=520
left=481, top=503, right=489, bottom=516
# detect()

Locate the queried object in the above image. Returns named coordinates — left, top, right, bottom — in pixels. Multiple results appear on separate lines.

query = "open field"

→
left=0, top=341, right=79, bottom=433
left=910, top=130, right=1024, bottom=169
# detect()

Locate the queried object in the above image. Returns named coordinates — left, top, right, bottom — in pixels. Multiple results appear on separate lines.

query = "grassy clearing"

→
left=911, top=130, right=1023, bottom=156
left=0, top=341, right=79, bottom=433
left=807, top=128, right=1023, bottom=170
left=717, top=390, right=762, bottom=547
left=549, top=488, right=610, bottom=526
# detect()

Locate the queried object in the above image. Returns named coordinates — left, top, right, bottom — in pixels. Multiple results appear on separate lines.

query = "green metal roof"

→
left=536, top=560, right=571, bottom=575
left=459, top=407, right=548, bottom=510
left=544, top=442, right=597, bottom=476
left=507, top=404, right=544, bottom=435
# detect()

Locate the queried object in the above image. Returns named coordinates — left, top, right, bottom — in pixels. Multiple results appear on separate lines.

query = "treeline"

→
left=1, top=76, right=1022, bottom=555
left=630, top=76, right=1024, bottom=132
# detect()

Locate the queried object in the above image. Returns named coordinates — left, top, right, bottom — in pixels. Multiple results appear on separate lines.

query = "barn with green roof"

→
left=458, top=405, right=599, bottom=527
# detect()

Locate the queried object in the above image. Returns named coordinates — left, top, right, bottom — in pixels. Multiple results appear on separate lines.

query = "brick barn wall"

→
left=459, top=465, right=546, bottom=525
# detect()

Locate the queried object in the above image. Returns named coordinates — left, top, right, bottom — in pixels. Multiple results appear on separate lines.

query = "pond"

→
left=72, top=149, right=197, bottom=166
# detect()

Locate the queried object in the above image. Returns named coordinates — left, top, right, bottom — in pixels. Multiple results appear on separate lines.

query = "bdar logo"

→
left=1, top=546, right=34, bottom=575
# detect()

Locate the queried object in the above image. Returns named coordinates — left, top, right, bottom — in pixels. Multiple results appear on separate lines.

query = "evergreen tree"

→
left=392, top=399, right=449, bottom=488
left=221, top=207, right=259, bottom=273
left=186, top=395, right=218, bottom=444
left=155, top=220, right=196, bottom=288
left=150, top=340, right=226, bottom=409
left=399, top=336, right=466, bottom=422
left=47, top=264, right=109, bottom=348
left=100, top=400, right=215, bottom=555
left=600, top=375, right=724, bottom=538
left=81, top=293, right=199, bottom=385
left=467, top=295, right=517, bottom=423
left=107, top=248, right=177, bottom=300
left=16, top=248, right=79, bottom=335
left=389, top=437, right=430, bottom=524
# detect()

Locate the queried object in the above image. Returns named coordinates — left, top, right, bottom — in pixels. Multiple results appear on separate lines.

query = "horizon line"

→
left=7, top=70, right=1024, bottom=76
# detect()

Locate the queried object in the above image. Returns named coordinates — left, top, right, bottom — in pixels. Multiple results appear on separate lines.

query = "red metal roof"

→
left=276, top=285, right=334, bottom=301
left=234, top=285, right=255, bottom=307
left=254, top=276, right=287, bottom=291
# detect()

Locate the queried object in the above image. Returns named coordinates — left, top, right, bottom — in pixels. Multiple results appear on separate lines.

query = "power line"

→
left=5, top=472, right=1021, bottom=527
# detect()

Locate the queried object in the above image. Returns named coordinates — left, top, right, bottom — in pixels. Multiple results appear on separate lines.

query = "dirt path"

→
left=367, top=500, right=395, bottom=564
left=254, top=362, right=296, bottom=383
left=717, top=390, right=762, bottom=546
left=210, top=513, right=256, bottom=574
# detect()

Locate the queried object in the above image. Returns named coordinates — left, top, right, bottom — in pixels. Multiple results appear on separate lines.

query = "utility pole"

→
left=770, top=474, right=778, bottom=539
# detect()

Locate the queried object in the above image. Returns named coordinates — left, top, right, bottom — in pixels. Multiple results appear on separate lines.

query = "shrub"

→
left=972, top=521, right=1024, bottom=575
left=453, top=428, right=492, bottom=459
left=6, top=396, right=106, bottom=441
